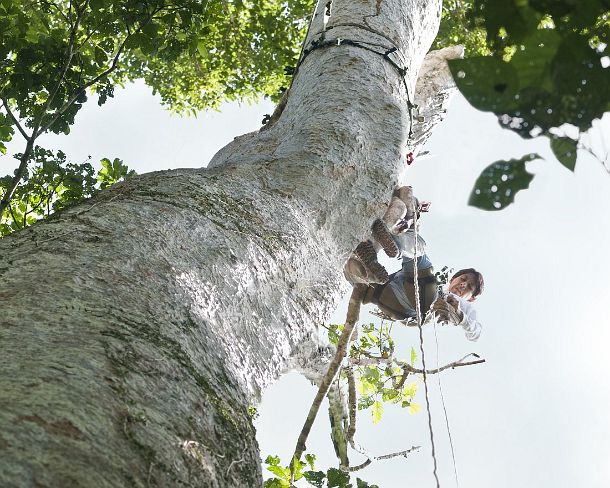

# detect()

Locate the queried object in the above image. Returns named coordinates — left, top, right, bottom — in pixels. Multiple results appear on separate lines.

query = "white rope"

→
left=411, top=209, right=440, bottom=488
left=432, top=314, right=460, bottom=488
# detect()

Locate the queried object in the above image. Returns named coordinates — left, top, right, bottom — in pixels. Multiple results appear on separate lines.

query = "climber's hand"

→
left=395, top=218, right=413, bottom=233
left=431, top=296, right=463, bottom=325
left=419, top=201, right=431, bottom=213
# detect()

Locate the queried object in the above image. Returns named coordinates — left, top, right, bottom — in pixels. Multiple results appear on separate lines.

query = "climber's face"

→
left=448, top=273, right=478, bottom=302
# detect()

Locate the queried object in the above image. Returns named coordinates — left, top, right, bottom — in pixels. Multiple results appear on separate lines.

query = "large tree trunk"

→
left=0, top=1, right=453, bottom=486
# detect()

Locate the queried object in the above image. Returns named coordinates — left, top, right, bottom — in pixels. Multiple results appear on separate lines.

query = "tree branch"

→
left=34, top=0, right=86, bottom=139
left=39, top=7, right=163, bottom=135
left=348, top=445, right=421, bottom=472
left=290, top=284, right=366, bottom=482
left=579, top=141, right=610, bottom=175
left=1, top=98, right=30, bottom=141
left=0, top=137, right=35, bottom=216
left=396, top=353, right=485, bottom=376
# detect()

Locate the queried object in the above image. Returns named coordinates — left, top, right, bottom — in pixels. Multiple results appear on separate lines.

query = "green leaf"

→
left=449, top=57, right=519, bottom=112
left=381, top=388, right=399, bottom=402
left=357, top=479, right=380, bottom=488
left=266, top=465, right=290, bottom=480
left=408, top=402, right=422, bottom=415
left=304, top=453, right=316, bottom=471
left=357, top=395, right=375, bottom=410
left=510, top=29, right=561, bottom=91
left=264, top=455, right=281, bottom=466
left=303, top=470, right=326, bottom=488
left=263, top=479, right=289, bottom=488
left=402, top=382, right=417, bottom=399
left=410, top=347, right=417, bottom=367
left=469, top=153, right=541, bottom=211
left=197, top=40, right=208, bottom=58
left=371, top=401, right=383, bottom=424
left=550, top=136, right=577, bottom=171
left=327, top=467, right=351, bottom=488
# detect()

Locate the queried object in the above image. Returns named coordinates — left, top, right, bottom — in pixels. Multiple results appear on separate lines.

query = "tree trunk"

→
left=0, top=1, right=453, bottom=486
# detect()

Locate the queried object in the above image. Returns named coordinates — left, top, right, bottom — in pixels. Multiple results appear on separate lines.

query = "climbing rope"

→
left=432, top=312, right=460, bottom=488
left=411, top=207, right=440, bottom=488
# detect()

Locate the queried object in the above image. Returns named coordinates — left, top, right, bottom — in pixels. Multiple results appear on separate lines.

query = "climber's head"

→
left=448, top=268, right=484, bottom=302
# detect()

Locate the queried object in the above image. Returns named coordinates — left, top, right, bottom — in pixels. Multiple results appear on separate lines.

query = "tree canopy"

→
left=0, top=0, right=313, bottom=234
left=447, top=0, right=609, bottom=210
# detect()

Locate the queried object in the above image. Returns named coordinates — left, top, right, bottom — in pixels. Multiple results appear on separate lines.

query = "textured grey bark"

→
left=0, top=0, right=453, bottom=486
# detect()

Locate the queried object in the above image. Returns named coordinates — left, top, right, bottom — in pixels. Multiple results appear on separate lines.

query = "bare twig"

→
left=395, top=353, right=485, bottom=376
left=226, top=444, right=248, bottom=477
left=348, top=445, right=421, bottom=472
left=579, top=141, right=610, bottom=175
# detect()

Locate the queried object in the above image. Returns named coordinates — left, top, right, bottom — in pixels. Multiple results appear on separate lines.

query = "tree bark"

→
left=0, top=0, right=453, bottom=486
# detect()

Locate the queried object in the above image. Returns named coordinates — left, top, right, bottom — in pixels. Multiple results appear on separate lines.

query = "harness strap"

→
left=406, top=273, right=437, bottom=317
left=372, top=271, right=398, bottom=302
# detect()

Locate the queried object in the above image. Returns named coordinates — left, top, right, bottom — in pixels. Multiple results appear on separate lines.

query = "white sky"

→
left=4, top=81, right=610, bottom=488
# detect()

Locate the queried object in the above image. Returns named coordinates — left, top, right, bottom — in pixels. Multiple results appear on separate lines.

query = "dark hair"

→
left=452, top=268, right=484, bottom=299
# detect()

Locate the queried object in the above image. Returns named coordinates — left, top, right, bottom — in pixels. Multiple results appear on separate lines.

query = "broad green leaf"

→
left=362, top=366, right=380, bottom=383
left=469, top=153, right=540, bottom=211
left=357, top=378, right=376, bottom=396
left=357, top=395, right=375, bottom=410
left=449, top=57, right=519, bottom=112
left=263, top=479, right=289, bottom=488
left=550, top=136, right=577, bottom=171
left=266, top=465, right=289, bottom=480
left=510, top=29, right=561, bottom=91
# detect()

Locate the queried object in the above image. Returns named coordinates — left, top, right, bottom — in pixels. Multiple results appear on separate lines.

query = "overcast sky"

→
left=5, top=79, right=610, bottom=488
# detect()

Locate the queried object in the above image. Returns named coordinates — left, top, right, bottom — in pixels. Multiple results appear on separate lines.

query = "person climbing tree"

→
left=363, top=228, right=484, bottom=341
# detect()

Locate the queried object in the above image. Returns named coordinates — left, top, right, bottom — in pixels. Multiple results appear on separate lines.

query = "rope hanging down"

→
left=297, top=36, right=416, bottom=138
left=412, top=207, right=441, bottom=488
left=432, top=312, right=460, bottom=488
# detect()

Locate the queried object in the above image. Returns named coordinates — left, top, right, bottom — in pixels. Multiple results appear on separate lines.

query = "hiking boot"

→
left=371, top=218, right=399, bottom=258
left=354, top=240, right=389, bottom=284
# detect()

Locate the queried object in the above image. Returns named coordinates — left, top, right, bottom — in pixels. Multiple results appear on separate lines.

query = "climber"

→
left=362, top=228, right=484, bottom=341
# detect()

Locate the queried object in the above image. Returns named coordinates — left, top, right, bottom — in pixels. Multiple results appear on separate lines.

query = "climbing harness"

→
left=296, top=35, right=416, bottom=138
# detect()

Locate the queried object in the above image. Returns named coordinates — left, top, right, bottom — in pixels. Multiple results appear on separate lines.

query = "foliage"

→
left=432, top=0, right=490, bottom=56
left=446, top=0, right=610, bottom=210
left=0, top=148, right=134, bottom=235
left=263, top=454, right=379, bottom=488
left=0, top=0, right=312, bottom=228
left=324, top=322, right=422, bottom=425
left=351, top=323, right=420, bottom=423
left=468, top=153, right=539, bottom=210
